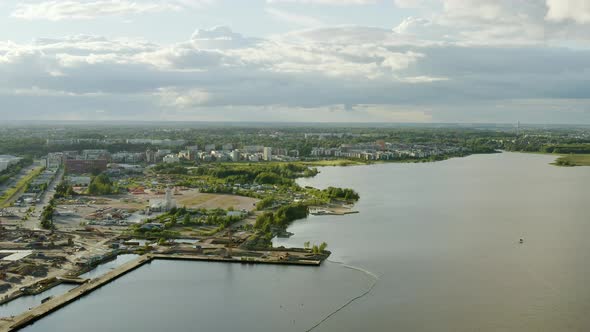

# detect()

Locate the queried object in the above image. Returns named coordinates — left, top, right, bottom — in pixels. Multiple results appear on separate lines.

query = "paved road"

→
left=23, top=167, right=64, bottom=230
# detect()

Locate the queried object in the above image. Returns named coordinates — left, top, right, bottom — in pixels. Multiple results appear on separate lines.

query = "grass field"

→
left=176, top=190, right=259, bottom=211
left=553, top=154, right=590, bottom=167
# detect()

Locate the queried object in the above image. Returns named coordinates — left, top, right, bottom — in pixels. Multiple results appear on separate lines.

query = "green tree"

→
left=183, top=214, right=191, bottom=225
left=88, top=173, right=113, bottom=195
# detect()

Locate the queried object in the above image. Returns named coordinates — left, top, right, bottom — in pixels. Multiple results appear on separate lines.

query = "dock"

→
left=55, top=277, right=90, bottom=285
left=3, top=255, right=152, bottom=332
left=1, top=253, right=321, bottom=331
left=152, top=254, right=321, bottom=266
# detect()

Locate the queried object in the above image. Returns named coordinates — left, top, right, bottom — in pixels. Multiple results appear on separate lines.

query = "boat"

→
left=41, top=296, right=53, bottom=304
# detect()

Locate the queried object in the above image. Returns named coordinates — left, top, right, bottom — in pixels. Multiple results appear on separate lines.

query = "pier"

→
left=1, top=253, right=321, bottom=331
left=3, top=255, right=152, bottom=332
left=152, top=254, right=321, bottom=266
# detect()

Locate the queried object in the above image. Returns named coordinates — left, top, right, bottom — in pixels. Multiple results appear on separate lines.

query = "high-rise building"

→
left=263, top=147, right=272, bottom=161
left=145, top=149, right=156, bottom=164
left=231, top=150, right=240, bottom=162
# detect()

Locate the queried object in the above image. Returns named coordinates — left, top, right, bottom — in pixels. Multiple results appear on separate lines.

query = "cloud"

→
left=394, top=0, right=438, bottom=9
left=265, top=8, right=324, bottom=28
left=10, top=0, right=209, bottom=21
left=155, top=87, right=210, bottom=108
left=10, top=86, right=106, bottom=97
left=190, top=26, right=259, bottom=49
left=1, top=23, right=590, bottom=123
left=546, top=0, right=590, bottom=24
left=267, top=0, right=376, bottom=5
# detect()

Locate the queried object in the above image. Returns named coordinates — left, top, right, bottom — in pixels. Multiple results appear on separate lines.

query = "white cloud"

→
left=266, top=8, right=324, bottom=28
left=391, top=0, right=554, bottom=46
left=399, top=75, right=448, bottom=83
left=1, top=24, right=590, bottom=123
left=394, top=0, right=438, bottom=9
left=10, top=0, right=208, bottom=21
left=190, top=26, right=257, bottom=49
left=155, top=87, right=210, bottom=108
left=11, top=86, right=106, bottom=97
left=267, top=0, right=376, bottom=5
left=546, top=0, right=590, bottom=24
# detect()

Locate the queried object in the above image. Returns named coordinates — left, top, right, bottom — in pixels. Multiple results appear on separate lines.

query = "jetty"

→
left=1, top=253, right=321, bottom=331
left=152, top=254, right=321, bottom=266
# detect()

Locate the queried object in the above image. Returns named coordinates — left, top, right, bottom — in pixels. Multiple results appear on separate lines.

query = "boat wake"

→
left=305, top=260, right=379, bottom=332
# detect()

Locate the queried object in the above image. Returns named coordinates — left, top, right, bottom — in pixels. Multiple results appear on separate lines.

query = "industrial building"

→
left=65, top=159, right=108, bottom=174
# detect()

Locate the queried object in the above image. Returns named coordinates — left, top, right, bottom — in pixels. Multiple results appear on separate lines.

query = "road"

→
left=23, top=167, right=64, bottom=230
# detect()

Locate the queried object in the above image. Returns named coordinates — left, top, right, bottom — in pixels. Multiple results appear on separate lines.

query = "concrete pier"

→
left=56, top=277, right=90, bottom=285
left=152, top=254, right=321, bottom=266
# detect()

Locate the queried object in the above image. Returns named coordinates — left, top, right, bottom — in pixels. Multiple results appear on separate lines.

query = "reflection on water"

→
left=78, top=254, right=139, bottom=279
left=0, top=284, right=76, bottom=318
left=1, top=254, right=139, bottom=319
left=22, top=260, right=371, bottom=332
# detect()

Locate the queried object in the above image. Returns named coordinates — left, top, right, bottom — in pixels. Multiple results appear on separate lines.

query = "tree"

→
left=183, top=214, right=191, bottom=225
left=312, top=245, right=319, bottom=254
left=304, top=241, right=310, bottom=249
left=88, top=174, right=114, bottom=195
left=40, top=204, right=55, bottom=230
left=55, top=181, right=75, bottom=198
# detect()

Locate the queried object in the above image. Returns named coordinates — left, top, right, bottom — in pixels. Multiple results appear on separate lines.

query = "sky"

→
left=1, top=0, right=590, bottom=124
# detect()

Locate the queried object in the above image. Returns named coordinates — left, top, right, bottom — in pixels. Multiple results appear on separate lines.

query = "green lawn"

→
left=553, top=154, right=590, bottom=167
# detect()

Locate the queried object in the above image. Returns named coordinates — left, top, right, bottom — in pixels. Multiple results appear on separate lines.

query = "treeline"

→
left=0, top=137, right=154, bottom=157
left=54, top=181, right=76, bottom=198
left=254, top=203, right=309, bottom=233
left=0, top=157, right=33, bottom=185
left=153, top=163, right=190, bottom=174
left=244, top=203, right=309, bottom=249
left=188, top=163, right=318, bottom=185
left=322, top=187, right=360, bottom=201
left=541, top=144, right=590, bottom=154
left=40, top=199, right=56, bottom=229
left=88, top=174, right=114, bottom=195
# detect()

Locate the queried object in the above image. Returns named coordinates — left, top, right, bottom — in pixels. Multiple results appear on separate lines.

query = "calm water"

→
left=23, top=152, right=590, bottom=331
left=1, top=254, right=138, bottom=318
left=0, top=284, right=76, bottom=318
left=78, top=254, right=139, bottom=279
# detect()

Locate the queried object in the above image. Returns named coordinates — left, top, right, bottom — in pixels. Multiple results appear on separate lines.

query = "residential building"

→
left=163, top=154, right=180, bottom=164
left=145, top=149, right=156, bottom=164
left=0, top=155, right=22, bottom=172
left=46, top=152, right=64, bottom=169
left=82, top=149, right=111, bottom=161
left=263, top=147, right=272, bottom=161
